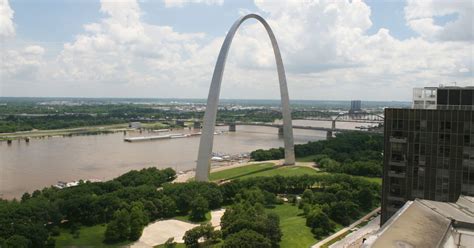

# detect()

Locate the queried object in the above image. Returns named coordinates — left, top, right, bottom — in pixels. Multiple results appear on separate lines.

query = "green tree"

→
left=221, top=203, right=281, bottom=247
left=306, top=206, right=334, bottom=238
left=189, top=196, right=209, bottom=221
left=265, top=213, right=282, bottom=247
left=129, top=202, right=148, bottom=241
left=21, top=193, right=31, bottom=202
left=105, top=209, right=130, bottom=243
left=4, top=235, right=31, bottom=248
left=223, top=229, right=272, bottom=248
left=183, top=224, right=215, bottom=248
left=164, top=237, right=177, bottom=248
left=157, top=196, right=177, bottom=218
left=329, top=201, right=360, bottom=225
left=357, top=188, right=374, bottom=211
left=104, top=221, right=121, bottom=242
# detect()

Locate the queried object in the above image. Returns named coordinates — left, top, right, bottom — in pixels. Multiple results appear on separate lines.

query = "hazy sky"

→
left=0, top=0, right=472, bottom=100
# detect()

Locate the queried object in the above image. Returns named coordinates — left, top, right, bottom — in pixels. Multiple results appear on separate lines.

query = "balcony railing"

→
left=388, top=171, right=406, bottom=178
left=463, top=159, right=474, bottom=169
left=390, top=160, right=407, bottom=167
left=437, top=105, right=474, bottom=111
left=390, top=137, right=407, bottom=143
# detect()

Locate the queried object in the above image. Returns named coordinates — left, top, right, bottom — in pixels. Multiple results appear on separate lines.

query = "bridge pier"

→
left=278, top=127, right=284, bottom=136
left=229, top=123, right=236, bottom=132
left=194, top=121, right=201, bottom=129
left=331, top=120, right=336, bottom=130
left=326, top=130, right=333, bottom=139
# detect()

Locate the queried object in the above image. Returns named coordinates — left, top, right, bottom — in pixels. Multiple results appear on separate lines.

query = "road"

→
left=311, top=207, right=381, bottom=248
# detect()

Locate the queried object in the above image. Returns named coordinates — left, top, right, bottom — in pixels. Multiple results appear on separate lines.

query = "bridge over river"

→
left=222, top=122, right=383, bottom=139
left=131, top=111, right=384, bottom=139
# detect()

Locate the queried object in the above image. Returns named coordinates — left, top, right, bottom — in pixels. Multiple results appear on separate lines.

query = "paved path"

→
left=131, top=219, right=198, bottom=247
left=131, top=208, right=226, bottom=247
left=311, top=207, right=381, bottom=248
left=329, top=215, right=380, bottom=248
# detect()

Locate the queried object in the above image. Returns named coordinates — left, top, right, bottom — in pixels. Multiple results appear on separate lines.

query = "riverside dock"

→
left=124, top=133, right=202, bottom=142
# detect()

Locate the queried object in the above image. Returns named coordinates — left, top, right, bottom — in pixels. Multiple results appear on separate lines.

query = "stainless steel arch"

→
left=195, top=14, right=295, bottom=181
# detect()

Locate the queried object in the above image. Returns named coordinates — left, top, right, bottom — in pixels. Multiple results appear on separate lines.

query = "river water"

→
left=0, top=120, right=370, bottom=199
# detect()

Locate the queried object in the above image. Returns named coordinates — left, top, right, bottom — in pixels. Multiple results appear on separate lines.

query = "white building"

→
left=412, top=87, right=437, bottom=109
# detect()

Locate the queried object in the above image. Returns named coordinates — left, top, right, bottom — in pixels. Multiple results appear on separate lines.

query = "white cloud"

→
left=163, top=0, right=224, bottom=8
left=405, top=0, right=473, bottom=41
left=1, top=45, right=45, bottom=81
left=54, top=0, right=208, bottom=92
left=1, top=0, right=472, bottom=100
left=214, top=0, right=472, bottom=100
left=0, top=0, right=15, bottom=37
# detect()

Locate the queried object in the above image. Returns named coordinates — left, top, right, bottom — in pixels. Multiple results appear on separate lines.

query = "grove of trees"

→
left=251, top=132, right=383, bottom=177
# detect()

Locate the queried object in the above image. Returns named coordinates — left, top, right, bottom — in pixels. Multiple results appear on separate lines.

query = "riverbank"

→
left=0, top=122, right=173, bottom=141
left=0, top=124, right=130, bottom=141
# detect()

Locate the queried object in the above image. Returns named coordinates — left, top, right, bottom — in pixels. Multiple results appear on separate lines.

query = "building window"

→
left=440, top=134, right=450, bottom=143
left=421, top=120, right=427, bottom=130
left=464, top=135, right=471, bottom=146
left=440, top=121, right=452, bottom=131
left=439, top=146, right=451, bottom=156
left=392, top=120, right=404, bottom=129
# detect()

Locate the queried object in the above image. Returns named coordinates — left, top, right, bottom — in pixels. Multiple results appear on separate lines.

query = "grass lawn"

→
left=358, top=176, right=382, bottom=185
left=210, top=163, right=318, bottom=181
left=55, top=224, right=131, bottom=247
left=248, top=166, right=318, bottom=178
left=210, top=163, right=275, bottom=181
left=173, top=211, right=212, bottom=224
left=296, top=155, right=320, bottom=162
left=266, top=204, right=317, bottom=248
left=209, top=162, right=381, bottom=186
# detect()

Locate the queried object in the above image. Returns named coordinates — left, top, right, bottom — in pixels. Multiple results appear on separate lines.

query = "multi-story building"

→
left=381, top=86, right=474, bottom=225
left=349, top=100, right=362, bottom=114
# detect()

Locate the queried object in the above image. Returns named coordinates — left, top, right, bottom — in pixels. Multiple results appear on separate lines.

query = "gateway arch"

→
left=195, top=14, right=295, bottom=181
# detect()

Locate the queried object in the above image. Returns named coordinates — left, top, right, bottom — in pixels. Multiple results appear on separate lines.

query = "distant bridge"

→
left=224, top=121, right=383, bottom=139
left=224, top=111, right=384, bottom=138
left=130, top=111, right=384, bottom=138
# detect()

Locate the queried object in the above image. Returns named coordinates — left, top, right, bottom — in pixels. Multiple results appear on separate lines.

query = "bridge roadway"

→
left=132, top=118, right=381, bottom=123
left=233, top=122, right=336, bottom=132
left=225, top=122, right=383, bottom=134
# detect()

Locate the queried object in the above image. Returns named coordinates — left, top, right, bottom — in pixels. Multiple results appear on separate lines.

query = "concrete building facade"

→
left=195, top=14, right=295, bottom=181
left=381, top=86, right=474, bottom=224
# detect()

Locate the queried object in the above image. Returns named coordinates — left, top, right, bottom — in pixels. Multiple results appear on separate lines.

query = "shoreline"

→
left=0, top=122, right=176, bottom=141
left=0, top=124, right=131, bottom=141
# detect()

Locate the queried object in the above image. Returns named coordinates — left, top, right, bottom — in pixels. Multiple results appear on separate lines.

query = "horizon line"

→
left=0, top=96, right=411, bottom=102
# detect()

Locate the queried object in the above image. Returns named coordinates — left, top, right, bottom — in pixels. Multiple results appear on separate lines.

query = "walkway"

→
left=311, top=207, right=381, bottom=248
left=329, top=215, right=380, bottom=248
left=131, top=209, right=225, bottom=247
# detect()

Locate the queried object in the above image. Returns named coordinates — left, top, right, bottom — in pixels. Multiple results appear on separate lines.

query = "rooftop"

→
left=363, top=196, right=474, bottom=248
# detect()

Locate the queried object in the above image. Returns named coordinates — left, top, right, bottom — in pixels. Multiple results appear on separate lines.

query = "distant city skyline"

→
left=1, top=0, right=472, bottom=100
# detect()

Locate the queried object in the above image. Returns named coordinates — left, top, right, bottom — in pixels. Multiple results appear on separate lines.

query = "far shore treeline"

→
left=0, top=102, right=340, bottom=133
